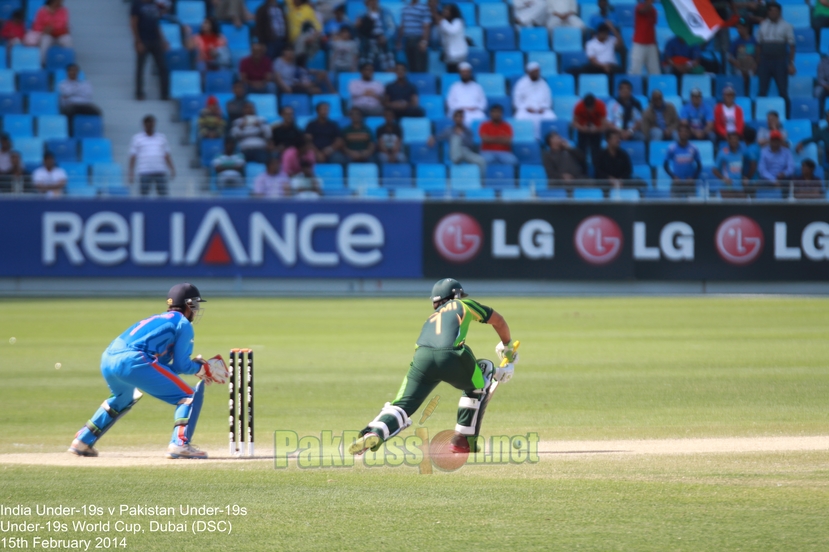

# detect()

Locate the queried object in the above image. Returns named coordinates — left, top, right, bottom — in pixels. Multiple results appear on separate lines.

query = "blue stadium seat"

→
left=179, top=95, right=203, bottom=121
left=547, top=74, right=575, bottom=96
left=621, top=27, right=634, bottom=49
left=478, top=73, right=506, bottom=97
left=502, top=188, right=534, bottom=201
left=0, top=0, right=20, bottom=21
left=401, top=117, right=431, bottom=144
left=680, top=74, right=712, bottom=99
left=735, top=97, right=753, bottom=122
left=395, top=187, right=426, bottom=200
left=347, top=163, right=379, bottom=189
left=381, top=163, right=412, bottom=187
left=485, top=27, right=516, bottom=51
left=316, top=164, right=345, bottom=189
left=165, top=48, right=192, bottom=71
left=18, top=70, right=49, bottom=93
left=715, top=75, right=745, bottom=98
left=508, top=119, right=534, bottom=138
left=795, top=53, right=820, bottom=77
left=161, top=22, right=183, bottom=50
left=46, top=138, right=78, bottom=163
left=537, top=188, right=568, bottom=200
left=518, top=164, right=547, bottom=188
left=610, top=188, right=640, bottom=201
left=558, top=51, right=588, bottom=73
left=648, top=140, right=672, bottom=167
left=616, top=3, right=636, bottom=27
left=633, top=164, right=653, bottom=186
left=363, top=187, right=390, bottom=200
left=199, top=138, right=222, bottom=167
left=11, top=46, right=39, bottom=71
left=409, top=73, right=437, bottom=95
left=823, top=29, right=829, bottom=55
left=520, top=28, right=549, bottom=52
left=44, top=47, right=75, bottom=71
left=478, top=3, right=509, bottom=28
left=648, top=75, right=677, bottom=96
left=457, top=4, right=476, bottom=25
left=4, top=114, right=32, bottom=137
left=170, top=71, right=201, bottom=99
left=790, top=97, right=819, bottom=121
left=464, top=188, right=496, bottom=201
left=345, top=0, right=366, bottom=22
left=73, top=115, right=103, bottom=138
left=789, top=76, right=813, bottom=98
left=580, top=3, right=600, bottom=24
left=579, top=74, right=608, bottom=97
left=409, top=142, right=440, bottom=163
left=221, top=25, right=250, bottom=50
left=465, top=26, right=484, bottom=49
left=783, top=5, right=810, bottom=28
left=24, top=0, right=39, bottom=25
left=690, top=140, right=714, bottom=166
left=513, top=142, right=541, bottom=164
left=541, top=119, right=571, bottom=140
left=312, top=94, right=342, bottom=118
left=307, top=50, right=327, bottom=70
left=91, top=162, right=124, bottom=189
left=467, top=49, right=492, bottom=72
left=0, top=92, right=23, bottom=114
left=787, top=119, right=812, bottom=145
left=553, top=95, right=579, bottom=121
left=450, top=164, right=482, bottom=190
left=755, top=97, right=787, bottom=121
left=573, top=188, right=604, bottom=201
left=528, top=51, right=557, bottom=74
left=755, top=188, right=783, bottom=200
left=419, top=94, right=445, bottom=120
left=61, top=161, right=89, bottom=189
left=440, top=73, right=461, bottom=96
left=365, top=116, right=383, bottom=134
left=485, top=164, right=516, bottom=189
left=37, top=115, right=67, bottom=140
left=793, top=27, right=816, bottom=53
left=656, top=27, right=674, bottom=50
left=81, top=138, right=113, bottom=164
left=494, top=51, right=524, bottom=77
left=248, top=93, right=278, bottom=120
left=15, top=137, right=42, bottom=164
left=177, top=1, right=206, bottom=27
left=416, top=163, right=446, bottom=191
left=614, top=75, right=643, bottom=96
left=281, top=94, right=310, bottom=116
left=205, top=70, right=234, bottom=94
left=0, top=70, right=14, bottom=93
left=552, top=27, right=582, bottom=53
left=488, top=96, right=512, bottom=116
left=621, top=141, right=646, bottom=165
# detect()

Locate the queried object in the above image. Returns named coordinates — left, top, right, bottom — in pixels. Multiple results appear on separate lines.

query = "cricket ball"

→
left=429, top=430, right=468, bottom=472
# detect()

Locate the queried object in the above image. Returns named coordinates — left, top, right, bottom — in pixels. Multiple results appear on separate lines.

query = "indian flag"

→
left=662, top=0, right=724, bottom=46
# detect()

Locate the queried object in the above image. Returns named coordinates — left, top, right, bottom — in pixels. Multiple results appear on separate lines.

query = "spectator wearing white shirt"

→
left=446, top=62, right=487, bottom=127
left=58, top=64, right=102, bottom=129
left=568, top=23, right=624, bottom=76
left=546, top=0, right=585, bottom=29
left=32, top=152, right=67, bottom=197
left=128, top=115, right=175, bottom=196
left=253, top=156, right=289, bottom=197
left=513, top=61, right=556, bottom=140
left=433, top=4, right=467, bottom=73
left=230, top=102, right=272, bottom=164
left=349, top=62, right=385, bottom=116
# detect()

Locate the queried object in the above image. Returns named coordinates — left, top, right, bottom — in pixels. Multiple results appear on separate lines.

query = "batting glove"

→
left=494, top=362, right=515, bottom=384
left=496, top=340, right=519, bottom=364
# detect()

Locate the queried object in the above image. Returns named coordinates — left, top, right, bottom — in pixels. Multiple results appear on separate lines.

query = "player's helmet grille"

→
left=430, top=278, right=469, bottom=302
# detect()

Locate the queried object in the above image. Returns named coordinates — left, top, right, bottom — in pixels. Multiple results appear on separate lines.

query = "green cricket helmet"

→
left=430, top=278, right=468, bottom=303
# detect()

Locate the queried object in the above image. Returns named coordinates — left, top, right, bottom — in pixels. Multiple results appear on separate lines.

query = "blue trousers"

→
left=75, top=351, right=198, bottom=447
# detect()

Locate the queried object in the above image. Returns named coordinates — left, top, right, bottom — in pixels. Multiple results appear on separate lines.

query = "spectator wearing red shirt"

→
left=628, top=0, right=660, bottom=75
left=30, top=0, right=71, bottom=63
left=1, top=9, right=26, bottom=46
left=713, top=86, right=745, bottom=139
left=239, top=43, right=275, bottom=93
left=187, top=18, right=231, bottom=72
left=572, top=94, right=609, bottom=167
left=478, top=105, right=518, bottom=165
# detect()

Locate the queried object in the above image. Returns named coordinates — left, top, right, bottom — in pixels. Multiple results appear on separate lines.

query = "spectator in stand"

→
left=712, top=130, right=749, bottom=197
left=281, top=135, right=317, bottom=176
left=329, top=26, right=359, bottom=73
left=572, top=93, right=609, bottom=166
left=239, top=43, right=275, bottom=93
left=588, top=0, right=619, bottom=30
left=295, top=53, right=334, bottom=93
left=757, top=110, right=788, bottom=147
left=629, top=0, right=660, bottom=75
left=0, top=134, right=12, bottom=174
left=428, top=109, right=486, bottom=174
left=215, top=0, right=253, bottom=28
left=230, top=102, right=271, bottom=163
left=324, top=4, right=350, bottom=36
left=728, top=19, right=758, bottom=96
left=478, top=105, right=518, bottom=165
left=32, top=152, right=66, bottom=197
left=399, top=0, right=431, bottom=73
left=513, top=62, right=556, bottom=141
left=663, top=122, right=702, bottom=197
left=295, top=20, right=322, bottom=62
left=607, top=79, right=644, bottom=141
left=211, top=138, right=246, bottom=188
left=741, top=125, right=760, bottom=181
left=58, top=64, right=102, bottom=130
left=290, top=160, right=323, bottom=198
left=29, top=0, right=71, bottom=63
left=1, top=9, right=26, bottom=50
left=662, top=35, right=702, bottom=81
left=356, top=0, right=396, bottom=71
left=434, top=4, right=467, bottom=73
left=385, top=63, right=425, bottom=118
left=376, top=108, right=406, bottom=163
left=274, top=46, right=316, bottom=94
left=680, top=88, right=715, bottom=141
left=350, top=62, right=385, bottom=116
left=714, top=86, right=744, bottom=140
left=546, top=0, right=585, bottom=30
left=446, top=62, right=487, bottom=126
left=226, top=81, right=248, bottom=126
left=252, top=156, right=289, bottom=197
left=594, top=129, right=634, bottom=189
left=796, top=111, right=829, bottom=167
left=792, top=159, right=824, bottom=199
left=0, top=150, right=26, bottom=194
left=543, top=131, right=584, bottom=183
left=128, top=115, right=175, bottom=196
left=198, top=96, right=226, bottom=139
left=342, top=108, right=377, bottom=162
left=757, top=2, right=795, bottom=102
left=305, top=102, right=347, bottom=163
left=254, top=0, right=287, bottom=60
left=131, top=0, right=168, bottom=101
left=270, top=106, right=304, bottom=154
left=815, top=0, right=829, bottom=44
left=815, top=55, right=829, bottom=118
left=642, top=89, right=679, bottom=141
left=514, top=0, right=548, bottom=27
left=187, top=18, right=230, bottom=72
left=569, top=23, right=624, bottom=76
left=758, top=130, right=795, bottom=183
left=286, top=0, right=321, bottom=45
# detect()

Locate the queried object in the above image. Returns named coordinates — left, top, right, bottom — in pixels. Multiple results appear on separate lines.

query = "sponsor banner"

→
left=424, top=203, right=829, bottom=280
left=0, top=200, right=422, bottom=277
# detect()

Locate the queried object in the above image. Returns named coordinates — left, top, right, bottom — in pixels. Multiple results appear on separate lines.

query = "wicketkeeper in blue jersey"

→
left=68, top=283, right=228, bottom=459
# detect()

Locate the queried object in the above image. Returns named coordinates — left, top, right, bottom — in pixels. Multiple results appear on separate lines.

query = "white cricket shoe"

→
left=68, top=439, right=98, bottom=457
left=166, top=443, right=208, bottom=459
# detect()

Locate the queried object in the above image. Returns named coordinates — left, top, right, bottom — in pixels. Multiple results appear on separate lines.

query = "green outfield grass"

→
left=1, top=296, right=828, bottom=550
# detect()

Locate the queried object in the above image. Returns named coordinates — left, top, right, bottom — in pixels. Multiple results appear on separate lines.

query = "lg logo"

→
left=574, top=216, right=623, bottom=265
left=433, top=213, right=483, bottom=263
left=715, top=216, right=764, bottom=266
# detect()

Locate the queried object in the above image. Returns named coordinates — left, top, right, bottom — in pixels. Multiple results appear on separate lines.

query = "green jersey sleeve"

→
left=460, top=299, right=493, bottom=324
left=415, top=299, right=493, bottom=349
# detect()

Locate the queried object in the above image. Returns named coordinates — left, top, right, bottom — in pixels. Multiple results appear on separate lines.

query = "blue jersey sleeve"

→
left=169, top=318, right=202, bottom=375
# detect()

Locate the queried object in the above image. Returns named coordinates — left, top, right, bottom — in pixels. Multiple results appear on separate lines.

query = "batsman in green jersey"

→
left=349, top=278, right=519, bottom=455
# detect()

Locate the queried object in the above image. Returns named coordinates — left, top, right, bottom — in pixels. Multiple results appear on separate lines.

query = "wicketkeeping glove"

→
left=495, top=340, right=520, bottom=364
left=195, top=354, right=229, bottom=385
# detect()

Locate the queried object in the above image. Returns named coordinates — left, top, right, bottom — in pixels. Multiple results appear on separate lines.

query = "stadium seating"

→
left=347, top=163, right=379, bottom=189
left=519, top=28, right=549, bottom=52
